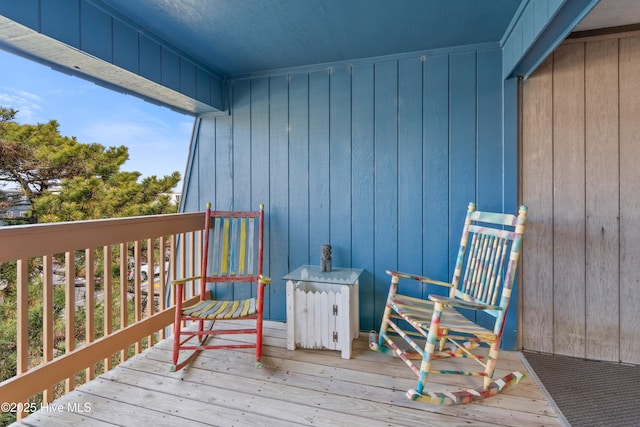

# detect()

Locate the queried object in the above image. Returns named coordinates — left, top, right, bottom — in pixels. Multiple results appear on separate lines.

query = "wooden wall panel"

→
left=397, top=57, right=423, bottom=298
left=41, top=0, right=80, bottom=48
left=329, top=67, right=352, bottom=269
left=619, top=35, right=640, bottom=365
left=231, top=79, right=252, bottom=210
left=477, top=49, right=504, bottom=213
left=80, top=2, right=112, bottom=61
left=214, top=116, right=233, bottom=210
left=522, top=32, right=640, bottom=364
left=449, top=52, right=477, bottom=279
left=521, top=56, right=554, bottom=353
left=422, top=55, right=450, bottom=299
left=351, top=64, right=375, bottom=331
left=584, top=39, right=619, bottom=362
left=161, top=48, right=181, bottom=92
left=250, top=77, right=272, bottom=314
left=184, top=48, right=513, bottom=337
left=139, top=35, right=162, bottom=84
left=195, top=118, right=216, bottom=209
left=113, top=20, right=139, bottom=73
left=308, top=71, right=330, bottom=260
left=268, top=75, right=290, bottom=320
left=552, top=43, right=586, bottom=358
left=373, top=60, right=399, bottom=325
left=213, top=115, right=233, bottom=300
left=180, top=60, right=197, bottom=100
left=288, top=73, right=310, bottom=270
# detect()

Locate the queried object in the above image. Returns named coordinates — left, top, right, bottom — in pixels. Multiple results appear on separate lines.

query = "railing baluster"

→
left=103, top=245, right=113, bottom=370
left=170, top=234, right=177, bottom=309
left=180, top=232, right=187, bottom=328
left=64, top=251, right=75, bottom=393
left=85, top=248, right=95, bottom=380
left=16, top=259, right=29, bottom=422
left=42, top=254, right=54, bottom=404
left=119, top=242, right=128, bottom=362
left=158, top=236, right=167, bottom=340
left=190, top=230, right=196, bottom=297
left=147, top=237, right=155, bottom=349
left=134, top=240, right=142, bottom=354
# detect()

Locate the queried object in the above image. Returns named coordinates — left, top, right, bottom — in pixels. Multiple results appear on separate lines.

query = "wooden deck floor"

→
left=16, top=321, right=562, bottom=426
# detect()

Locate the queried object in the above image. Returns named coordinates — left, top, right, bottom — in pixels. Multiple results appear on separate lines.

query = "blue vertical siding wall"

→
left=181, top=46, right=519, bottom=345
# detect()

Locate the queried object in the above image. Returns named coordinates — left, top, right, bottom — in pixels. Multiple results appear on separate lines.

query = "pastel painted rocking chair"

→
left=171, top=203, right=271, bottom=371
left=370, top=202, right=527, bottom=404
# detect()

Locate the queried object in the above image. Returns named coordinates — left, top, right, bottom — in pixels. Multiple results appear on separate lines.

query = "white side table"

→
left=284, top=265, right=362, bottom=359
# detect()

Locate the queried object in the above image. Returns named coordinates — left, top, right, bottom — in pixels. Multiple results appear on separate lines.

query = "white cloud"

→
left=0, top=89, right=43, bottom=123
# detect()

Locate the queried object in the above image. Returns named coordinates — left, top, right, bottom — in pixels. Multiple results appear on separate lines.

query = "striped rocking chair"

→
left=370, top=202, right=527, bottom=404
left=171, top=203, right=271, bottom=371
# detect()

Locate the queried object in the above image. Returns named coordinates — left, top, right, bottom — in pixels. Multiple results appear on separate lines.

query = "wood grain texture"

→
left=521, top=55, right=554, bottom=353
left=619, top=35, right=640, bottom=364
left=584, top=38, right=620, bottom=362
left=552, top=42, right=586, bottom=358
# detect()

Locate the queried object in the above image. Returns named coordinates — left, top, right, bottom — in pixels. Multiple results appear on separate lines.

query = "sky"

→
left=0, top=49, right=194, bottom=192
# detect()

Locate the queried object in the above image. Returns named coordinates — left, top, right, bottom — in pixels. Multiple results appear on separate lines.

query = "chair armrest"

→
left=171, top=276, right=203, bottom=286
left=259, top=275, right=271, bottom=286
left=386, top=270, right=454, bottom=288
left=427, top=294, right=502, bottom=311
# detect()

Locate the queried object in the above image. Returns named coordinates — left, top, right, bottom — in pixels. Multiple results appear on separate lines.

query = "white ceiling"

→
left=574, top=0, right=640, bottom=31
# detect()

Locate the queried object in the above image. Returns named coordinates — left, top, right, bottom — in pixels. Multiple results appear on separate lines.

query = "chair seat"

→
left=391, top=294, right=495, bottom=339
left=182, top=298, right=257, bottom=319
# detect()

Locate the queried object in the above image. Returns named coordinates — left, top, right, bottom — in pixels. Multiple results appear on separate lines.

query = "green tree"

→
left=0, top=106, right=180, bottom=223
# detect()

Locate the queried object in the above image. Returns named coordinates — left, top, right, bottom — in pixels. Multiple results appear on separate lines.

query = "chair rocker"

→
left=171, top=203, right=271, bottom=371
left=370, top=202, right=527, bottom=405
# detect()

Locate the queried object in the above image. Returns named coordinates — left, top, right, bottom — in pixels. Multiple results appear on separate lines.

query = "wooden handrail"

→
left=0, top=212, right=203, bottom=263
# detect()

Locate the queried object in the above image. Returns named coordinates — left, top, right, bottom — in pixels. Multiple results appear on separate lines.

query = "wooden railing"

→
left=0, top=212, right=206, bottom=421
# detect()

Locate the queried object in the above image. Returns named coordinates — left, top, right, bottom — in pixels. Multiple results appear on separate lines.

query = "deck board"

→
left=16, top=321, right=561, bottom=426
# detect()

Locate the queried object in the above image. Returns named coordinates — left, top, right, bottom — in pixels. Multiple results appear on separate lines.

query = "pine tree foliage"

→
left=0, top=106, right=181, bottom=223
